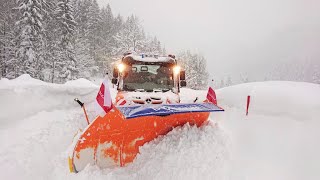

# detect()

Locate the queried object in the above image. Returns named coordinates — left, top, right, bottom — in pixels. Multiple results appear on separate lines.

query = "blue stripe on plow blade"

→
left=117, top=103, right=224, bottom=119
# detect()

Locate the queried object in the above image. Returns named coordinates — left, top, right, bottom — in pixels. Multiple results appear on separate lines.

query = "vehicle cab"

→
left=111, top=54, right=186, bottom=106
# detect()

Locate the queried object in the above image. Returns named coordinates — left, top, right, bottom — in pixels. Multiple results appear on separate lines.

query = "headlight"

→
left=118, top=63, right=125, bottom=73
left=173, top=66, right=181, bottom=75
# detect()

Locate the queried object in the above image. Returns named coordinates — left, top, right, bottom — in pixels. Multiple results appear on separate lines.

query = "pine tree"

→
left=54, top=0, right=78, bottom=82
left=240, top=73, right=249, bottom=83
left=74, top=36, right=98, bottom=79
left=87, top=0, right=101, bottom=60
left=73, top=0, right=103, bottom=78
left=41, top=0, right=59, bottom=82
left=178, top=51, right=209, bottom=89
left=55, top=0, right=76, bottom=49
left=115, top=15, right=145, bottom=54
left=2, top=1, right=168, bottom=82
left=226, top=76, right=232, bottom=86
left=99, top=4, right=115, bottom=56
left=15, top=0, right=49, bottom=78
left=312, top=64, right=320, bottom=84
left=196, top=54, right=209, bottom=88
left=95, top=4, right=115, bottom=73
left=0, top=0, right=18, bottom=78
left=143, top=36, right=163, bottom=55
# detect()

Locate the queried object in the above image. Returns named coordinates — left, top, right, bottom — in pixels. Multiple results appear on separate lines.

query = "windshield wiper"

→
left=162, top=89, right=170, bottom=92
left=153, top=89, right=162, bottom=92
left=135, top=89, right=145, bottom=92
left=133, top=88, right=170, bottom=93
left=152, top=88, right=170, bottom=93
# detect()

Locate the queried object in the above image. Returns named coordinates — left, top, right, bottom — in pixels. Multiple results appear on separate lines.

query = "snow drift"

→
left=0, top=74, right=98, bottom=126
left=0, top=75, right=320, bottom=180
left=216, top=81, right=320, bottom=180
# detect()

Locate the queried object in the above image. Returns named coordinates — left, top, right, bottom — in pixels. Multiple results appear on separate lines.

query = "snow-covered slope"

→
left=0, top=75, right=319, bottom=180
left=216, top=82, right=320, bottom=180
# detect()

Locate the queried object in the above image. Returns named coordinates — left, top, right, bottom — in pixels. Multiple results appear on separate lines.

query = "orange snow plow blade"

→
left=70, top=103, right=223, bottom=172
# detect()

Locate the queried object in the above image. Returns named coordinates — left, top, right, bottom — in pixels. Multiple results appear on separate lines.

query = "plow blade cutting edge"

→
left=70, top=103, right=223, bottom=172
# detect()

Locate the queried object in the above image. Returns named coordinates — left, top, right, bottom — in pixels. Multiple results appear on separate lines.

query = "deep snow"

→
left=0, top=75, right=319, bottom=180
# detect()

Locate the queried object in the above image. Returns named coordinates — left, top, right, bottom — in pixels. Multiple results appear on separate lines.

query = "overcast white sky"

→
left=97, top=0, right=320, bottom=82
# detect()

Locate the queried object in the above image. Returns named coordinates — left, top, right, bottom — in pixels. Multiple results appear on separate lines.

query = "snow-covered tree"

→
left=178, top=51, right=209, bottom=89
left=73, top=0, right=104, bottom=78
left=115, top=15, right=145, bottom=54
left=15, top=0, right=50, bottom=78
left=312, top=64, right=320, bottom=84
left=240, top=73, right=249, bottom=83
left=99, top=4, right=115, bottom=55
left=1, top=1, right=167, bottom=82
left=41, top=1, right=59, bottom=82
left=93, top=4, right=117, bottom=73
left=55, top=0, right=76, bottom=49
left=74, top=37, right=98, bottom=79
left=143, top=36, right=163, bottom=55
left=87, top=0, right=102, bottom=59
left=0, top=0, right=18, bottom=78
left=54, top=0, right=78, bottom=82
left=226, top=76, right=232, bottom=87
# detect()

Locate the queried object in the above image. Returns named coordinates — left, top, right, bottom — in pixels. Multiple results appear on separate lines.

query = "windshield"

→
left=123, top=64, right=174, bottom=92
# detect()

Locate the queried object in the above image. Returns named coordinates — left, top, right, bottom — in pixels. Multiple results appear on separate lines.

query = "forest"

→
left=0, top=0, right=209, bottom=89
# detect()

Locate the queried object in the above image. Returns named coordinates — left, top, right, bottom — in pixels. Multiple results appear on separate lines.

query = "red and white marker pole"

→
left=246, top=95, right=251, bottom=116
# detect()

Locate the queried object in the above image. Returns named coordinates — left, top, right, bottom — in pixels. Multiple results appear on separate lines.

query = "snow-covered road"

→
left=1, top=75, right=320, bottom=180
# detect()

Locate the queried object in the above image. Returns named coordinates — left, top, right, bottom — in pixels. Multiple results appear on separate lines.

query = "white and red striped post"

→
left=246, top=95, right=251, bottom=116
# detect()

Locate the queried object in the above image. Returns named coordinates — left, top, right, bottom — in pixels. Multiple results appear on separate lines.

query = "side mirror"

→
left=113, top=68, right=118, bottom=78
left=180, top=80, right=187, bottom=87
left=180, top=71, right=186, bottom=80
left=111, top=78, right=118, bottom=85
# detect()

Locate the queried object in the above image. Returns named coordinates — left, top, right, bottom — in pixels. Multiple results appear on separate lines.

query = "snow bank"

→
left=0, top=74, right=45, bottom=87
left=217, top=81, right=320, bottom=120
left=131, top=124, right=230, bottom=180
left=0, top=75, right=101, bottom=179
left=52, top=124, right=230, bottom=180
left=64, top=78, right=98, bottom=88
left=215, top=82, right=320, bottom=180
left=179, top=82, right=320, bottom=180
left=0, top=75, right=98, bottom=127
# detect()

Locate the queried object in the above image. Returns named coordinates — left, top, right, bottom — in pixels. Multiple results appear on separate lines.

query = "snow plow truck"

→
left=69, top=53, right=224, bottom=173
